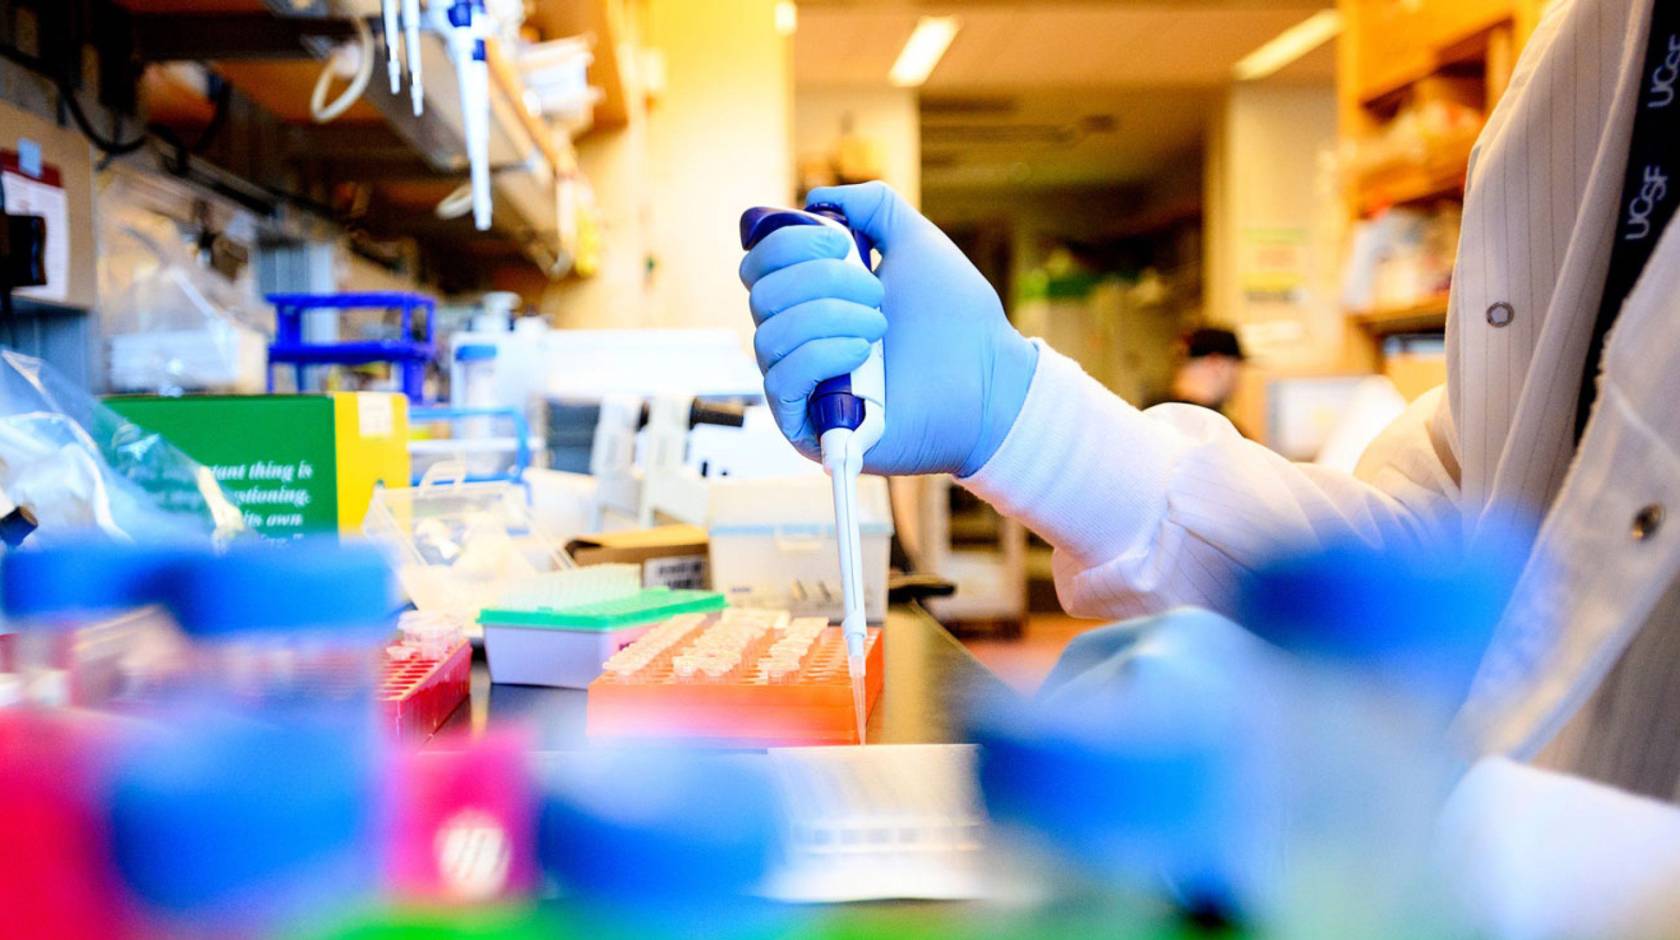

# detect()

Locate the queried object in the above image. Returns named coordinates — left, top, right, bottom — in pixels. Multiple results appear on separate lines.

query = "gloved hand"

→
left=738, top=181, right=1039, bottom=477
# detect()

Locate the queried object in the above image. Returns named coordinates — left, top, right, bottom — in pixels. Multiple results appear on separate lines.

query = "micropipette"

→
left=382, top=0, right=403, bottom=94
left=372, top=0, right=494, bottom=229
left=740, top=204, right=885, bottom=745
left=405, top=0, right=424, bottom=115
left=441, top=0, right=494, bottom=230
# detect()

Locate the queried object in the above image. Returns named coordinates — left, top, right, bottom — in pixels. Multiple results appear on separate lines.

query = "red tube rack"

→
left=379, top=640, right=472, bottom=740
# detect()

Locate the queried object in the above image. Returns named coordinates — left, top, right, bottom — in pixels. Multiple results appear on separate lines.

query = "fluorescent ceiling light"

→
left=1233, top=9, right=1341, bottom=82
left=775, top=1, right=798, bottom=37
left=890, top=16, right=960, bottom=88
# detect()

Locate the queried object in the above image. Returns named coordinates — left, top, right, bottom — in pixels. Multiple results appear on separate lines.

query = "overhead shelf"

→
left=1350, top=125, right=1479, bottom=216
left=1351, top=294, right=1451, bottom=335
left=120, top=0, right=600, bottom=284
left=1344, top=0, right=1522, bottom=104
left=1337, top=1, right=1546, bottom=370
left=527, top=0, right=633, bottom=131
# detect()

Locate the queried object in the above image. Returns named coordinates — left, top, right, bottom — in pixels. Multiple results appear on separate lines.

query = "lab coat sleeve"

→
left=1432, top=757, right=1680, bottom=940
left=961, top=342, right=1462, bottom=619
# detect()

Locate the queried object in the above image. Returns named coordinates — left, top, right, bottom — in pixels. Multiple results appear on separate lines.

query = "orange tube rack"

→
left=586, top=618, right=884, bottom=747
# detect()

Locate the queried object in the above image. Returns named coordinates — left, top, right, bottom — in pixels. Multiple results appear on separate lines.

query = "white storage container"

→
left=706, top=476, right=893, bottom=622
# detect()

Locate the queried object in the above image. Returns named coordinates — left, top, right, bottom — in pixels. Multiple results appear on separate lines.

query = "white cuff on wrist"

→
left=960, top=341, right=1187, bottom=570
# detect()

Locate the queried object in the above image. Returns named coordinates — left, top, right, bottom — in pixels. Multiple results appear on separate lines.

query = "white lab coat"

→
left=968, top=0, right=1676, bottom=779
left=961, top=0, right=1680, bottom=931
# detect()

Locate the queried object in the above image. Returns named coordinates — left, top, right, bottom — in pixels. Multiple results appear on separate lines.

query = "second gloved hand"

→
left=739, top=182, right=1038, bottom=477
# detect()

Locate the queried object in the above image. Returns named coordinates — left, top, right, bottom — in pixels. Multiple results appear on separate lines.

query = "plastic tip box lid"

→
left=478, top=587, right=725, bottom=632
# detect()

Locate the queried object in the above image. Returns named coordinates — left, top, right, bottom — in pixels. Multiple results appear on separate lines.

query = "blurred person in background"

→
left=1147, top=327, right=1249, bottom=435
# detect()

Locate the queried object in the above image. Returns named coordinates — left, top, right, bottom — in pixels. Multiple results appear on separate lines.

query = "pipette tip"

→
left=848, top=652, right=867, bottom=746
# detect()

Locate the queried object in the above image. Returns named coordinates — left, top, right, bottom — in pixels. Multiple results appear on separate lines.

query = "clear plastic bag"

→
left=0, top=349, right=245, bottom=546
left=98, top=172, right=270, bottom=395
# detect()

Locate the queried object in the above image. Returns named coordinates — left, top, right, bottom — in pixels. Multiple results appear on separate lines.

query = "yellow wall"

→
left=541, top=0, right=793, bottom=339
left=643, top=0, right=794, bottom=338
left=1203, top=80, right=1358, bottom=438
left=545, top=53, right=655, bottom=329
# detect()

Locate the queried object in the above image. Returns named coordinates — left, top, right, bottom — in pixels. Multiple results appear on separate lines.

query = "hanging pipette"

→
left=405, top=0, right=425, bottom=114
left=382, top=0, right=403, bottom=94
left=740, top=204, right=885, bottom=745
left=396, top=0, right=492, bottom=229
left=441, top=0, right=493, bottom=230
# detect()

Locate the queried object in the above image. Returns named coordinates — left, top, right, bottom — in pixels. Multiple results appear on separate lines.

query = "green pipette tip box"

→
left=479, top=587, right=728, bottom=689
left=478, top=587, right=726, bottom=632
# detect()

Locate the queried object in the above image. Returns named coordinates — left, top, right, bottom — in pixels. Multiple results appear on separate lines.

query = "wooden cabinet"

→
left=1345, top=0, right=1524, bottom=103
left=1336, top=0, right=1544, bottom=350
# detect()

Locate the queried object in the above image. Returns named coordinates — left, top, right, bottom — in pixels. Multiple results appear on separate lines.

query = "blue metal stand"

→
left=266, top=292, right=437, bottom=402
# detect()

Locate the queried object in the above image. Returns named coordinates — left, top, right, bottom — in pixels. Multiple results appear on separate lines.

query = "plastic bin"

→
left=480, top=587, right=726, bottom=688
left=706, top=475, right=893, bottom=622
left=1, top=542, right=192, bottom=710
left=362, top=468, right=567, bottom=636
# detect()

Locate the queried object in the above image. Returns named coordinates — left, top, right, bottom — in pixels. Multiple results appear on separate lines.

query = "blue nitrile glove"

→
left=738, top=181, right=1039, bottom=477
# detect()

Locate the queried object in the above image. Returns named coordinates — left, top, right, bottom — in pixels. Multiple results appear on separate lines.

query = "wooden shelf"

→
left=1351, top=125, right=1479, bottom=215
left=1351, top=294, right=1450, bottom=334
left=485, top=38, right=575, bottom=175
left=527, top=0, right=632, bottom=131
left=1345, top=0, right=1516, bottom=104
left=128, top=4, right=585, bottom=284
left=1336, top=0, right=1546, bottom=373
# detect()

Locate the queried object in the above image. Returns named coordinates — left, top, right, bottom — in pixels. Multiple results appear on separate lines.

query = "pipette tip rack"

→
left=586, top=610, right=884, bottom=747
left=379, top=638, right=471, bottom=740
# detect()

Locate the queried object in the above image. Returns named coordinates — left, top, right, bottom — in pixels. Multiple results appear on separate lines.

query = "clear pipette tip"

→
left=848, top=652, right=867, bottom=746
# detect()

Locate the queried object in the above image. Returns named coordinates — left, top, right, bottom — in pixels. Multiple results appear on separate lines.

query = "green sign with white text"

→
left=107, top=396, right=340, bottom=539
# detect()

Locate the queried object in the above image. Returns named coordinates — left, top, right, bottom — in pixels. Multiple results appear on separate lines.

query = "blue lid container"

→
left=971, top=692, right=1228, bottom=891
left=1235, top=530, right=1522, bottom=702
left=2, top=541, right=190, bottom=624
left=107, top=709, right=380, bottom=931
left=167, top=540, right=395, bottom=641
left=538, top=750, right=781, bottom=936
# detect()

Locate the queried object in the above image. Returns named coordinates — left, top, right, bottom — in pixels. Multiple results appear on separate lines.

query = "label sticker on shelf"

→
left=2, top=166, right=68, bottom=303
